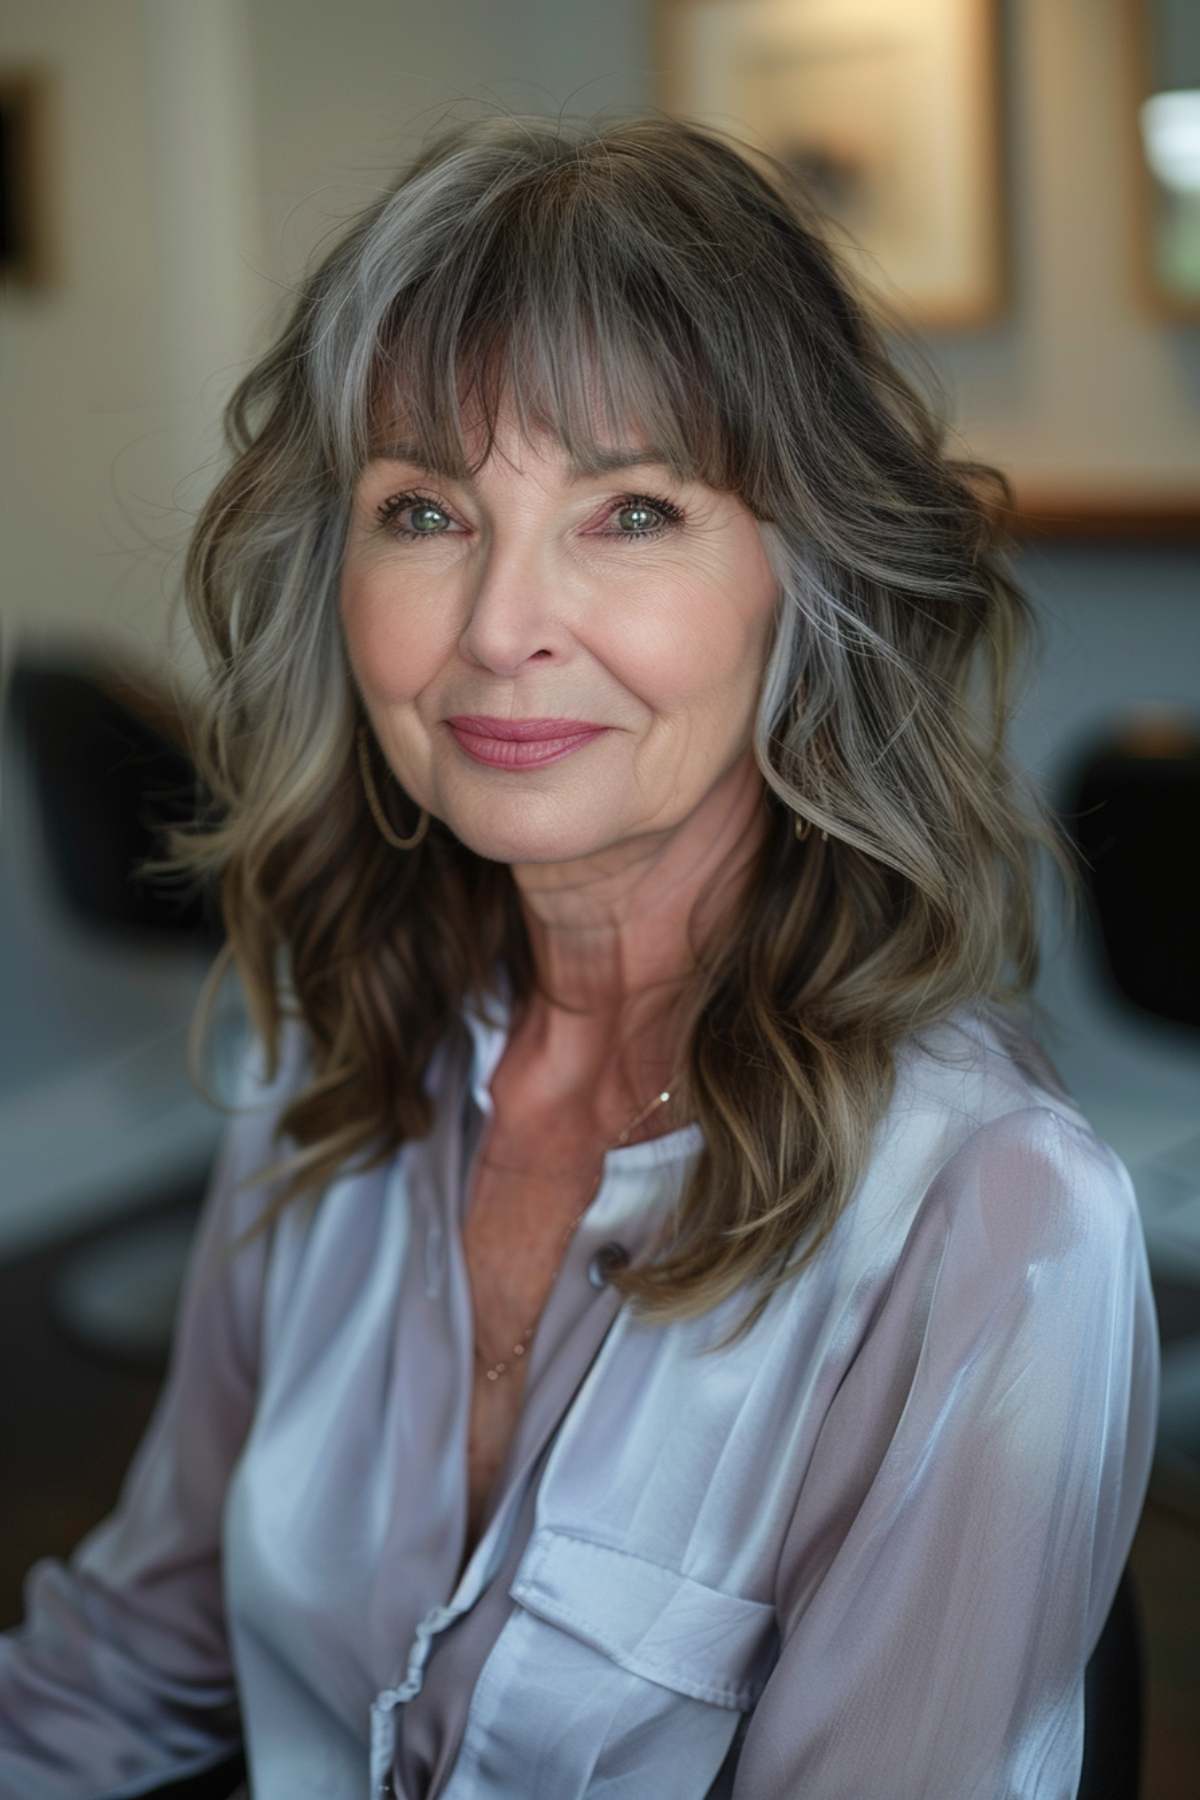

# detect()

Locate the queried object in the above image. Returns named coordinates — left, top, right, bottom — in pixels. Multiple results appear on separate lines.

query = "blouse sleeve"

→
left=0, top=1024, right=303, bottom=1800
left=729, top=1104, right=1162, bottom=1800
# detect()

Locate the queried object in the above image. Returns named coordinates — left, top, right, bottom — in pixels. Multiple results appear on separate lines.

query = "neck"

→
left=505, top=755, right=769, bottom=1116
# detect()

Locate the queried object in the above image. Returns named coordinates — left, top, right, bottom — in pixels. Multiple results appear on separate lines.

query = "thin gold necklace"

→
left=473, top=1078, right=681, bottom=1382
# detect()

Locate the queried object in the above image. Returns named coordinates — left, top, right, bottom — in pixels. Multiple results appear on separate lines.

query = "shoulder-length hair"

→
left=150, top=109, right=1082, bottom=1354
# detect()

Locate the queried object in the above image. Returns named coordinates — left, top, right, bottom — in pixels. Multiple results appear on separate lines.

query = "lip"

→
left=445, top=714, right=607, bottom=742
left=447, top=722, right=608, bottom=769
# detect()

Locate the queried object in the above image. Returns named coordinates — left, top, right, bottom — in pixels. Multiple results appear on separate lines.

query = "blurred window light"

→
left=1141, top=89, right=1200, bottom=193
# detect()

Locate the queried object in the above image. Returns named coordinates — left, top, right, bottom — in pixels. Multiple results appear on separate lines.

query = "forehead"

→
left=363, top=431, right=690, bottom=484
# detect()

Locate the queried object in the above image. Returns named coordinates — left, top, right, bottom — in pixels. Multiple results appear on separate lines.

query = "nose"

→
left=456, top=532, right=574, bottom=673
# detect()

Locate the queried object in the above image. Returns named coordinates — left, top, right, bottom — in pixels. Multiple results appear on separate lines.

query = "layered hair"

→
left=151, top=109, right=1082, bottom=1353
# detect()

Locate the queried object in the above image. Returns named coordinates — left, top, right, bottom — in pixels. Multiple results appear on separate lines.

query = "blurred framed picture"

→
left=1126, top=0, right=1200, bottom=322
left=0, top=68, right=53, bottom=289
left=653, top=0, right=1007, bottom=329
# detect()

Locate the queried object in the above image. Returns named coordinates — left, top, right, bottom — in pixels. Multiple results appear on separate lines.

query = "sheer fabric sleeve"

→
left=0, top=1025, right=303, bottom=1800
left=730, top=1104, right=1161, bottom=1800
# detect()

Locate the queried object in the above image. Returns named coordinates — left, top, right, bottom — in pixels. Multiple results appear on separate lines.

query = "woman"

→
left=0, top=111, right=1160, bottom=1799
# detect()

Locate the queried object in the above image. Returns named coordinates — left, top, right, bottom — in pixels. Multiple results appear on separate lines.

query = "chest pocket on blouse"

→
left=444, top=1525, right=779, bottom=1800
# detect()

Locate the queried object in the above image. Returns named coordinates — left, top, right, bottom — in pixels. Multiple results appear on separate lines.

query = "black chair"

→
left=3, top=646, right=226, bottom=1366
left=5, top=648, right=223, bottom=950
left=1079, top=1561, right=1147, bottom=1798
left=1055, top=705, right=1200, bottom=1795
left=1058, top=709, right=1200, bottom=1034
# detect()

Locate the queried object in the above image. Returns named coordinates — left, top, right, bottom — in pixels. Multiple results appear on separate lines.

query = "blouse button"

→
left=587, top=1240, right=630, bottom=1289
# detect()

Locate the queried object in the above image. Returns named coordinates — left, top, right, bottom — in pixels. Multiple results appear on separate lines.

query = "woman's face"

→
left=338, top=412, right=780, bottom=866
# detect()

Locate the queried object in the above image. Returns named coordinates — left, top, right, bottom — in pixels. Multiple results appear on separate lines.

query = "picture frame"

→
left=0, top=67, right=54, bottom=290
left=652, top=0, right=1007, bottom=331
left=1005, top=0, right=1200, bottom=539
left=1125, top=0, right=1200, bottom=325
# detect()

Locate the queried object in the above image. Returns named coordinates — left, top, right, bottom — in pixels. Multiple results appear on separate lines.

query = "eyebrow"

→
left=365, top=438, right=687, bottom=482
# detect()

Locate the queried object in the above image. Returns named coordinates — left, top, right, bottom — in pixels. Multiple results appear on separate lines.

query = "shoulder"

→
left=832, top=1065, right=1152, bottom=1443
left=921, top=1103, right=1139, bottom=1284
left=843, top=1005, right=1139, bottom=1283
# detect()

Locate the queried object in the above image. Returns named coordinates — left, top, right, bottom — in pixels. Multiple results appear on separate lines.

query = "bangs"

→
left=346, top=167, right=752, bottom=499
left=366, top=298, right=735, bottom=496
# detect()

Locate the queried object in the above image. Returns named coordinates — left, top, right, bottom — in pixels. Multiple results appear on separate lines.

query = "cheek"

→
left=612, top=563, right=772, bottom=715
left=339, top=566, right=448, bottom=703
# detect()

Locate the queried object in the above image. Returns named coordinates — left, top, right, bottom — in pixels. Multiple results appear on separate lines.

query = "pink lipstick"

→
left=446, top=722, right=609, bottom=769
left=445, top=714, right=606, bottom=740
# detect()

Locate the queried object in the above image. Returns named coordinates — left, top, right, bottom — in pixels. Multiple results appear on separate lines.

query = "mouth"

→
left=445, top=714, right=608, bottom=742
left=445, top=720, right=609, bottom=770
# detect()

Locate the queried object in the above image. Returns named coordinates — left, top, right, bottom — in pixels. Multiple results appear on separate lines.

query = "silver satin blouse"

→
left=0, top=975, right=1161, bottom=1799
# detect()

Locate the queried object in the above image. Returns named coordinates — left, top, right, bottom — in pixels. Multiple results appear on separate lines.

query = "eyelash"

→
left=371, top=488, right=686, bottom=545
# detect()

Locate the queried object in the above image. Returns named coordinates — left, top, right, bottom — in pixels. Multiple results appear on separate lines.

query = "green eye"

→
left=606, top=493, right=686, bottom=541
left=616, top=502, right=659, bottom=533
left=372, top=487, right=687, bottom=544
left=375, top=491, right=453, bottom=538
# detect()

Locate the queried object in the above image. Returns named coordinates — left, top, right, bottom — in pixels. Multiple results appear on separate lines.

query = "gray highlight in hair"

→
left=149, top=109, right=1083, bottom=1350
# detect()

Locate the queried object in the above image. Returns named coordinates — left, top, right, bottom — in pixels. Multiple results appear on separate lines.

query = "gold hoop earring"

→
left=357, top=725, right=430, bottom=850
left=794, top=814, right=829, bottom=843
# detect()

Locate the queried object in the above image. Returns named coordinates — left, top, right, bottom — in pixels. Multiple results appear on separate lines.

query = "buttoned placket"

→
left=367, top=1507, right=506, bottom=1796
left=369, top=1602, right=456, bottom=1797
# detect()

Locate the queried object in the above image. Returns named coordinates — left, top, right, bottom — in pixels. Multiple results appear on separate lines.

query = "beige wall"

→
left=2, top=1, right=167, bottom=663
left=0, top=0, right=266, bottom=684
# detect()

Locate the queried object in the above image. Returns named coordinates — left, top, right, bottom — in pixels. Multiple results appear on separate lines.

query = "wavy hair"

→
left=149, top=109, right=1083, bottom=1354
